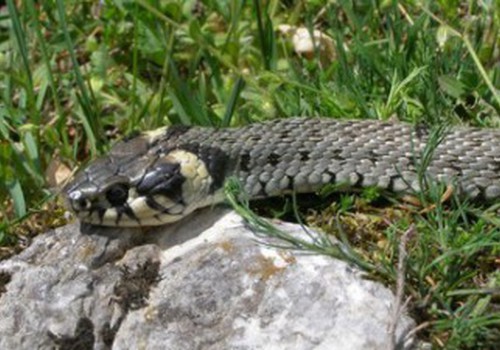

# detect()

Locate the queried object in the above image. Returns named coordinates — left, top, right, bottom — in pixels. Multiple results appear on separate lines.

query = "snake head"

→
left=64, top=134, right=225, bottom=227
left=64, top=151, right=139, bottom=226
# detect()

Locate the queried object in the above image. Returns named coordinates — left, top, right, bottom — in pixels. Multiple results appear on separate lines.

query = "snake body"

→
left=65, top=117, right=500, bottom=226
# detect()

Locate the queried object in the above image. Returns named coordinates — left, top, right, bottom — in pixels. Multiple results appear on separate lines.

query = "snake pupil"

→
left=105, top=183, right=129, bottom=206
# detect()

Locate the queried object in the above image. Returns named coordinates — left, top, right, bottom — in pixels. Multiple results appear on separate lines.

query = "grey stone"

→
left=0, top=208, right=415, bottom=349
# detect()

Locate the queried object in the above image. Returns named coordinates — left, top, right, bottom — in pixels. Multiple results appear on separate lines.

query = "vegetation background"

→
left=0, top=0, right=499, bottom=348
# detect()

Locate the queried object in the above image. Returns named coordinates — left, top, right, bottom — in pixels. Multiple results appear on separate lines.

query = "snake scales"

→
left=65, top=117, right=500, bottom=226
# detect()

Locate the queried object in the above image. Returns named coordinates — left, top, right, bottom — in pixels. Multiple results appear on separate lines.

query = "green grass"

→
left=0, top=1, right=499, bottom=348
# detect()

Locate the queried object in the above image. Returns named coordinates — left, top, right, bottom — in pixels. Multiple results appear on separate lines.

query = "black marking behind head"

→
left=136, top=162, right=185, bottom=203
left=178, top=143, right=229, bottom=192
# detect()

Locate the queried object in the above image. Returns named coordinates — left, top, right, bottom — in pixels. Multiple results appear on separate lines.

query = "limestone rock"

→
left=0, top=208, right=414, bottom=349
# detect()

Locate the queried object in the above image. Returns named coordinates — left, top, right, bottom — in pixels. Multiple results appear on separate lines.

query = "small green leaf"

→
left=7, top=179, right=26, bottom=218
left=438, top=75, right=466, bottom=99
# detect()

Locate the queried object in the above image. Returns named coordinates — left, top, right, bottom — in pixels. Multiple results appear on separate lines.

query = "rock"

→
left=0, top=208, right=415, bottom=349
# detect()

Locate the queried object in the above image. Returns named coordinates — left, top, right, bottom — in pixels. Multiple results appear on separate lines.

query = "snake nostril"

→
left=70, top=197, right=90, bottom=211
left=68, top=190, right=91, bottom=211
left=76, top=198, right=90, bottom=210
left=105, top=183, right=129, bottom=206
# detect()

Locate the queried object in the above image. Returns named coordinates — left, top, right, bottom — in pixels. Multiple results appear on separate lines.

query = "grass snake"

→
left=64, top=117, right=500, bottom=226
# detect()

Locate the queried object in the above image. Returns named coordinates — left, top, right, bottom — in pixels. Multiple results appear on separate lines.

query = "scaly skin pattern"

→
left=65, top=117, right=500, bottom=226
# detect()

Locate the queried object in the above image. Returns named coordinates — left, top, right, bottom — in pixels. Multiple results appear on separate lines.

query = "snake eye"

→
left=105, top=183, right=129, bottom=206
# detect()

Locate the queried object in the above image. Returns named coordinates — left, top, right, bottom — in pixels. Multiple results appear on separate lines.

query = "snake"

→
left=64, top=117, right=500, bottom=227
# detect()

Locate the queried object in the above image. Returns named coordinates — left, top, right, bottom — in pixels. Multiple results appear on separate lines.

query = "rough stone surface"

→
left=0, top=208, right=415, bottom=349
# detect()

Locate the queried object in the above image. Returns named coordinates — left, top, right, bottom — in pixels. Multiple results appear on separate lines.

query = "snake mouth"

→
left=72, top=190, right=226, bottom=227
left=73, top=196, right=185, bottom=227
